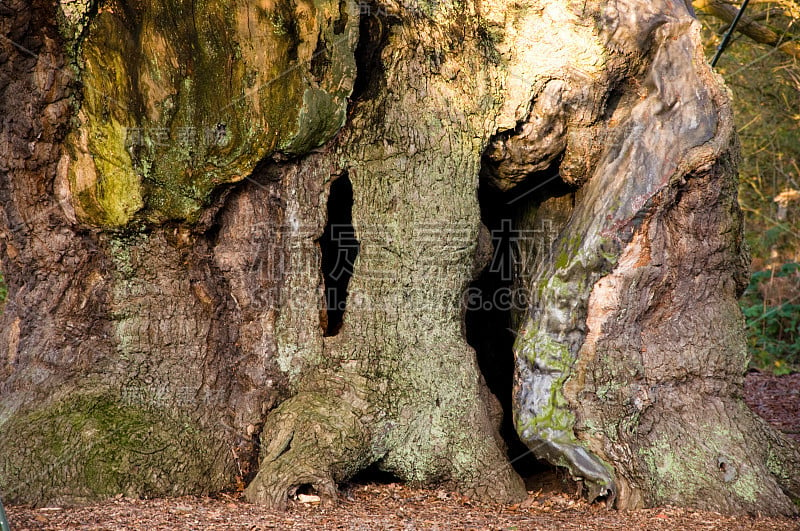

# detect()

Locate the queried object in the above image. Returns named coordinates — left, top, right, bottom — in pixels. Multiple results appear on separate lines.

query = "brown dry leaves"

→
left=745, top=371, right=800, bottom=442
left=7, top=484, right=797, bottom=531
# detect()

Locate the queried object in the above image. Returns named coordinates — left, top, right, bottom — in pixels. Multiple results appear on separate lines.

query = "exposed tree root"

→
left=244, top=393, right=373, bottom=510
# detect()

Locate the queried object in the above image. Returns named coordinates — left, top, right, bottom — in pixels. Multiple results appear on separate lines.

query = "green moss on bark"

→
left=0, top=392, right=230, bottom=505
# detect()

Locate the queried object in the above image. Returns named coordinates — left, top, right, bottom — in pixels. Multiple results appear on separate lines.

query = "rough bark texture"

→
left=0, top=0, right=299, bottom=504
left=1, top=0, right=797, bottom=517
left=570, top=153, right=800, bottom=514
left=245, top=9, right=528, bottom=508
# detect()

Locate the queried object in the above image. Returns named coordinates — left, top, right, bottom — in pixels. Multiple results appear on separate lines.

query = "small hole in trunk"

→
left=319, top=173, right=359, bottom=336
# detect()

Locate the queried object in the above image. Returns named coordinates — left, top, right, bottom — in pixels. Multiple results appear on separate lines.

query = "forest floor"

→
left=6, top=371, right=800, bottom=531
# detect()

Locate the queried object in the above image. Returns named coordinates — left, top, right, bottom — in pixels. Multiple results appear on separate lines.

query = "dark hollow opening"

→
left=349, top=3, right=393, bottom=105
left=310, top=36, right=331, bottom=83
left=318, top=173, right=359, bottom=337
left=348, top=463, right=401, bottom=486
left=466, top=162, right=574, bottom=487
left=293, top=483, right=318, bottom=497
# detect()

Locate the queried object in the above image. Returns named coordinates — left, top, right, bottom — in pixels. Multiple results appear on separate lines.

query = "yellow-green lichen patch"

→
left=521, top=329, right=573, bottom=373
left=63, top=0, right=358, bottom=226
left=57, top=0, right=95, bottom=44
left=638, top=428, right=766, bottom=507
left=64, top=11, right=144, bottom=228
left=639, top=436, right=690, bottom=501
left=515, top=329, right=577, bottom=437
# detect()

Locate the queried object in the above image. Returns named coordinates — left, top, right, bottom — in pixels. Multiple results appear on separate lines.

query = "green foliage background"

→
left=740, top=263, right=800, bottom=374
left=698, top=2, right=800, bottom=373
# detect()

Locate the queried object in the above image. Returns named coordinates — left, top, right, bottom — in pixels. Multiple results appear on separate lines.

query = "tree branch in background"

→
left=717, top=7, right=785, bottom=30
left=695, top=0, right=800, bottom=58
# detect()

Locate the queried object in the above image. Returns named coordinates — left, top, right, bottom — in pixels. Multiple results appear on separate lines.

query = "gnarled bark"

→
left=0, top=0, right=797, bottom=517
left=499, top=0, right=800, bottom=515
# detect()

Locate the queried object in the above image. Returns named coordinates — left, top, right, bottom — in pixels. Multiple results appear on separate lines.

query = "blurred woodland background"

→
left=696, top=0, right=800, bottom=374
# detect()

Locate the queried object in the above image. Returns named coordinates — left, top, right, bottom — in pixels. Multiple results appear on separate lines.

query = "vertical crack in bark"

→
left=348, top=3, right=391, bottom=105
left=318, top=172, right=359, bottom=336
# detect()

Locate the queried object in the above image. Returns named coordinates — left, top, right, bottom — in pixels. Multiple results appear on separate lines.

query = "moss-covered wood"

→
left=60, top=0, right=357, bottom=226
left=0, top=392, right=230, bottom=505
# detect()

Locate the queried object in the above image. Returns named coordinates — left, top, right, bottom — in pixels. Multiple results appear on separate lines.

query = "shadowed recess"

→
left=466, top=161, right=573, bottom=481
left=319, top=173, right=359, bottom=336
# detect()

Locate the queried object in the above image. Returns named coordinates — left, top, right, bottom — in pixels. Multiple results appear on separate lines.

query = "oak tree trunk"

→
left=1, top=0, right=797, bottom=516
